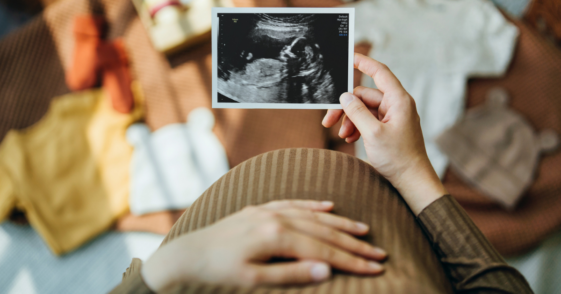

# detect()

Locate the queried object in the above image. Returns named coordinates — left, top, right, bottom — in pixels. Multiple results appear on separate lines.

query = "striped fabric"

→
left=418, top=196, right=533, bottom=293
left=151, top=148, right=453, bottom=293
left=112, top=148, right=533, bottom=293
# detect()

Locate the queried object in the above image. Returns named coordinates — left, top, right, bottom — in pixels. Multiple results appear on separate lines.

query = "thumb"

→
left=249, top=261, right=331, bottom=285
left=340, top=93, right=382, bottom=135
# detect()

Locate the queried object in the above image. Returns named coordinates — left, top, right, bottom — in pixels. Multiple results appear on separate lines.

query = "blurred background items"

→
left=1, top=0, right=561, bottom=293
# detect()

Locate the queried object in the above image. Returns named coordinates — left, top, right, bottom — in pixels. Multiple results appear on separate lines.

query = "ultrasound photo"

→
left=212, top=8, right=354, bottom=109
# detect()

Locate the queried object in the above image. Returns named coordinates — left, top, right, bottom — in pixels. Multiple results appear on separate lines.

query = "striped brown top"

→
left=110, top=148, right=532, bottom=294
left=418, top=195, right=533, bottom=293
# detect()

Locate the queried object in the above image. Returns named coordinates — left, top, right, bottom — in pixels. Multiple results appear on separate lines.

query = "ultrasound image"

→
left=217, top=13, right=349, bottom=104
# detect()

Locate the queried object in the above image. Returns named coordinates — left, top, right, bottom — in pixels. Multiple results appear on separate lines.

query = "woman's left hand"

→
left=141, top=200, right=387, bottom=291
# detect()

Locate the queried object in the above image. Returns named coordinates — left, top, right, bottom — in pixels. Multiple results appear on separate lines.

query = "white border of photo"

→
left=211, top=7, right=355, bottom=109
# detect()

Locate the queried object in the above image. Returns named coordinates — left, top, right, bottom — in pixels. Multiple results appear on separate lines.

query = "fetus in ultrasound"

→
left=279, top=37, right=335, bottom=103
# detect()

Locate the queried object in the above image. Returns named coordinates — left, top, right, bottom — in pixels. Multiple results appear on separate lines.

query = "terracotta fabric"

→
left=66, top=14, right=134, bottom=113
left=443, top=18, right=561, bottom=256
left=114, top=210, right=185, bottom=235
left=98, top=38, right=135, bottom=113
left=525, top=0, right=561, bottom=45
left=110, top=149, right=531, bottom=294
left=65, top=15, right=104, bottom=90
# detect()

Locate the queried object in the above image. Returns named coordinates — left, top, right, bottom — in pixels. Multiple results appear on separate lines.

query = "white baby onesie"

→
left=127, top=108, right=229, bottom=215
left=349, top=0, right=518, bottom=177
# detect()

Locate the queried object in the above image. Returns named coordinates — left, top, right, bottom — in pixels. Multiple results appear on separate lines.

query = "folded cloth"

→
left=349, top=0, right=519, bottom=178
left=127, top=107, right=229, bottom=215
left=0, top=84, right=143, bottom=255
left=437, top=87, right=559, bottom=210
left=443, top=17, right=561, bottom=256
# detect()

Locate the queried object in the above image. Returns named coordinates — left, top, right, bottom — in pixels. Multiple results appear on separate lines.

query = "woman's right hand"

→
left=141, top=200, right=387, bottom=292
left=322, top=53, right=447, bottom=215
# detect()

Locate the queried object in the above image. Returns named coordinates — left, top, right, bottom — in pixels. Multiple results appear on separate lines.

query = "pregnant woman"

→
left=111, top=53, right=532, bottom=294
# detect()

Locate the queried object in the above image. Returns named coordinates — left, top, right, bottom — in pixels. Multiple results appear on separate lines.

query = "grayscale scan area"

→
left=217, top=13, right=349, bottom=104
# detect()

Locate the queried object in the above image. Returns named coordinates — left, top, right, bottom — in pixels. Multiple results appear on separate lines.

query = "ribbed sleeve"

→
left=417, top=195, right=533, bottom=293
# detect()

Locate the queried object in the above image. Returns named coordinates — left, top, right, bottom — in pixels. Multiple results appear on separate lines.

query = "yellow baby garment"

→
left=0, top=83, right=143, bottom=255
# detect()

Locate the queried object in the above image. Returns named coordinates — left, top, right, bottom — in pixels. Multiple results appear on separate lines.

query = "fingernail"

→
left=311, top=263, right=330, bottom=281
left=338, top=127, right=345, bottom=138
left=368, top=262, right=383, bottom=272
left=321, top=114, right=328, bottom=127
left=373, top=247, right=387, bottom=257
left=340, top=93, right=354, bottom=107
left=321, top=201, right=333, bottom=208
left=355, top=222, right=369, bottom=231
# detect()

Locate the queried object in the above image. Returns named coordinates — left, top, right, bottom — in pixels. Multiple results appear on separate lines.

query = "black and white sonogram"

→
left=212, top=8, right=354, bottom=109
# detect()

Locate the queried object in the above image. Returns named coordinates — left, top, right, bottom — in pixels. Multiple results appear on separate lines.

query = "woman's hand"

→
left=322, top=53, right=447, bottom=215
left=142, top=200, right=387, bottom=291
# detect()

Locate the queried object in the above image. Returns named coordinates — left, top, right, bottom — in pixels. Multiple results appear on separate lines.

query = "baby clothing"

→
left=66, top=15, right=135, bottom=114
left=0, top=85, right=144, bottom=255
left=349, top=0, right=519, bottom=177
left=127, top=108, right=229, bottom=215
left=436, top=88, right=559, bottom=209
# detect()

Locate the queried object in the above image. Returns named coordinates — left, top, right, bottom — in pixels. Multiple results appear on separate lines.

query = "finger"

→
left=271, top=229, right=384, bottom=275
left=340, top=92, right=382, bottom=135
left=261, top=200, right=334, bottom=212
left=339, top=115, right=356, bottom=139
left=353, top=86, right=384, bottom=109
left=248, top=261, right=330, bottom=286
left=322, top=109, right=344, bottom=128
left=286, top=219, right=387, bottom=260
left=274, top=208, right=368, bottom=236
left=354, top=53, right=406, bottom=95
left=339, top=105, right=380, bottom=133
left=346, top=128, right=361, bottom=144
